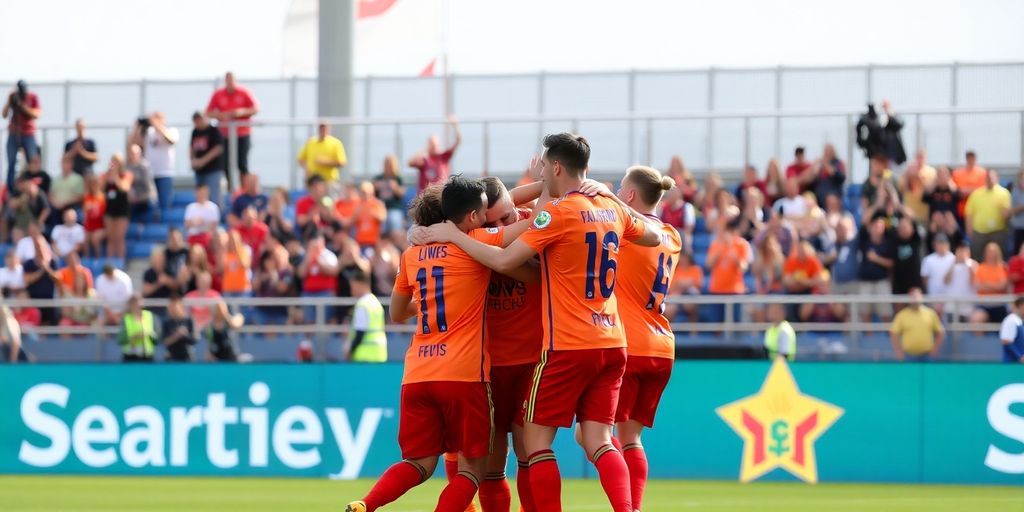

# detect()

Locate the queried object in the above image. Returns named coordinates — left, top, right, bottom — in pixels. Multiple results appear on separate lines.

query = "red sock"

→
left=436, top=472, right=480, bottom=512
left=610, top=436, right=623, bottom=452
left=516, top=461, right=536, bottom=512
left=593, top=445, right=632, bottom=512
left=622, top=445, right=648, bottom=511
left=527, top=450, right=560, bottom=512
left=479, top=473, right=511, bottom=512
left=363, top=460, right=426, bottom=511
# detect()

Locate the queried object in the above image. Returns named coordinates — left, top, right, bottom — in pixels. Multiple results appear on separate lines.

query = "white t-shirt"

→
left=145, top=126, right=179, bottom=178
left=95, top=269, right=134, bottom=314
left=775, top=197, right=808, bottom=219
left=15, top=236, right=37, bottom=262
left=352, top=293, right=373, bottom=331
left=50, top=224, right=86, bottom=258
left=999, top=313, right=1022, bottom=342
left=184, top=201, right=221, bottom=236
left=920, top=252, right=956, bottom=296
left=944, top=261, right=977, bottom=317
left=0, top=265, right=25, bottom=290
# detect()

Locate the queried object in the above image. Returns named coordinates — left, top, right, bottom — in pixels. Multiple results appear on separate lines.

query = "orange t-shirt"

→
left=673, top=264, right=704, bottom=290
left=221, top=250, right=251, bottom=293
left=707, top=236, right=752, bottom=294
left=782, top=254, right=823, bottom=282
left=953, top=166, right=988, bottom=215
left=394, top=227, right=503, bottom=384
left=518, top=192, right=645, bottom=352
left=335, top=197, right=361, bottom=221
left=975, top=262, right=1008, bottom=295
left=58, top=266, right=94, bottom=291
left=487, top=209, right=543, bottom=367
left=615, top=218, right=682, bottom=359
left=354, top=198, right=386, bottom=246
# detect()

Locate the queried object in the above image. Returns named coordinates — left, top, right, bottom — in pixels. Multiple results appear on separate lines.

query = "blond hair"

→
left=625, top=165, right=675, bottom=206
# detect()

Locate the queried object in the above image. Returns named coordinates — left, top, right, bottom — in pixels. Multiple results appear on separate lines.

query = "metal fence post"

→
left=628, top=69, right=636, bottom=164
left=915, top=113, right=923, bottom=153
left=227, top=122, right=238, bottom=195
left=1020, top=112, right=1024, bottom=168
left=865, top=63, right=873, bottom=104
left=363, top=76, right=373, bottom=178
left=139, top=78, right=147, bottom=115
left=706, top=67, right=715, bottom=168
left=289, top=76, right=298, bottom=191
left=743, top=116, right=751, bottom=166
left=846, top=114, right=857, bottom=182
left=63, top=80, right=71, bottom=151
left=951, top=299, right=961, bottom=360
left=775, top=65, right=783, bottom=159
left=645, top=118, right=654, bottom=166
left=950, top=62, right=960, bottom=162
left=482, top=121, right=490, bottom=174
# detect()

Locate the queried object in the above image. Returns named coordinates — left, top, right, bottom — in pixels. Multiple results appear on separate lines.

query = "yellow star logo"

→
left=716, top=358, right=843, bottom=483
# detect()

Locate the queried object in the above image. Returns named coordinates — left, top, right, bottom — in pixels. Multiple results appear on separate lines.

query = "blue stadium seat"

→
left=694, top=252, right=708, bottom=269
left=140, top=223, right=171, bottom=243
left=128, top=242, right=154, bottom=260
left=289, top=189, right=306, bottom=204
left=172, top=190, right=195, bottom=207
left=693, top=233, right=711, bottom=251
left=694, top=217, right=707, bottom=234
left=162, top=207, right=186, bottom=223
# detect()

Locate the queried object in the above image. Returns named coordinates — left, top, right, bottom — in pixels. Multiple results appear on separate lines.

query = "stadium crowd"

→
left=3, top=75, right=1024, bottom=364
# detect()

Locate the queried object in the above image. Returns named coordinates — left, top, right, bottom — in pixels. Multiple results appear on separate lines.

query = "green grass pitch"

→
left=2, top=476, right=1021, bottom=511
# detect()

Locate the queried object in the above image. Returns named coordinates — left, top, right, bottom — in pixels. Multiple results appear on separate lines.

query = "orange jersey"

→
left=487, top=208, right=543, bottom=366
left=519, top=192, right=646, bottom=351
left=616, top=217, right=682, bottom=359
left=394, top=228, right=504, bottom=384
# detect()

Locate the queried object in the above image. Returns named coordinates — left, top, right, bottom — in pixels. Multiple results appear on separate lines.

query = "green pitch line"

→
left=1, top=476, right=1021, bottom=511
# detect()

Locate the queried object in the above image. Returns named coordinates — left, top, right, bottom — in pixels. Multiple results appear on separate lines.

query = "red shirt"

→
left=206, top=86, right=258, bottom=137
left=8, top=92, right=40, bottom=136
left=234, top=222, right=269, bottom=258
left=786, top=162, right=810, bottom=180
left=414, top=149, right=453, bottom=191
left=83, top=193, right=107, bottom=232
left=295, top=195, right=316, bottom=219
left=1009, top=255, right=1024, bottom=294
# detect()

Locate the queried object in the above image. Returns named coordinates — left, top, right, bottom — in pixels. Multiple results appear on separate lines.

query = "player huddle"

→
left=347, top=133, right=682, bottom=512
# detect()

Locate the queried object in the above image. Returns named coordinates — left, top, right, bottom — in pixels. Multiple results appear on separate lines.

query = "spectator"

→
left=891, top=217, right=923, bottom=302
left=952, top=150, right=988, bottom=214
left=910, top=148, right=937, bottom=189
left=1009, top=168, right=1024, bottom=253
left=142, top=246, right=180, bottom=314
left=369, top=239, right=401, bottom=296
left=50, top=209, right=85, bottom=259
left=58, top=265, right=97, bottom=329
left=409, top=115, right=461, bottom=191
left=161, top=294, right=196, bottom=362
left=298, top=122, right=347, bottom=186
left=331, top=230, right=371, bottom=322
left=132, top=111, right=178, bottom=212
left=373, top=154, right=407, bottom=240
left=184, top=183, right=220, bottom=248
left=860, top=154, right=896, bottom=211
left=103, top=154, right=132, bottom=261
left=939, top=242, right=977, bottom=321
left=0, top=251, right=25, bottom=295
left=855, top=103, right=885, bottom=161
left=735, top=164, right=766, bottom=205
left=823, top=193, right=852, bottom=233
left=63, top=118, right=99, bottom=175
left=763, top=158, right=785, bottom=205
left=775, top=178, right=807, bottom=220
left=920, top=234, right=956, bottom=315
left=964, top=169, right=1011, bottom=261
left=707, top=219, right=751, bottom=324
left=898, top=162, right=929, bottom=223
left=95, top=264, right=133, bottom=325
left=10, top=175, right=50, bottom=242
left=1009, top=243, right=1024, bottom=295
left=754, top=211, right=797, bottom=257
left=22, top=235, right=59, bottom=325
left=12, top=289, right=42, bottom=329
left=263, top=187, right=294, bottom=243
left=205, top=71, right=259, bottom=178
left=926, top=210, right=963, bottom=254
left=668, top=156, right=700, bottom=204
left=183, top=244, right=217, bottom=293
left=57, top=251, right=93, bottom=295
left=353, top=182, right=386, bottom=252
left=20, top=153, right=51, bottom=194
left=15, top=222, right=47, bottom=263
left=797, top=280, right=848, bottom=323
left=233, top=206, right=269, bottom=259
left=164, top=227, right=190, bottom=282
left=252, top=249, right=294, bottom=325
left=49, top=155, right=85, bottom=216
left=0, top=302, right=26, bottom=363
left=857, top=215, right=895, bottom=322
left=795, top=193, right=831, bottom=251
left=82, top=173, right=106, bottom=258
left=890, top=288, right=944, bottom=362
left=736, top=188, right=768, bottom=241
left=999, top=297, right=1024, bottom=364
left=697, top=171, right=723, bottom=216
left=658, top=185, right=695, bottom=249
left=880, top=100, right=907, bottom=167
left=751, top=236, right=785, bottom=322
left=333, top=182, right=360, bottom=231
left=706, top=188, right=739, bottom=235
left=190, top=111, right=225, bottom=208
left=923, top=166, right=961, bottom=223
left=785, top=146, right=812, bottom=189
left=3, top=80, right=41, bottom=191
left=228, top=173, right=268, bottom=226
left=295, top=175, right=328, bottom=236
left=184, top=271, right=221, bottom=334
left=863, top=180, right=913, bottom=230
left=763, top=302, right=795, bottom=361
left=971, top=242, right=1009, bottom=324
left=666, top=251, right=702, bottom=326
left=811, top=143, right=846, bottom=206
left=344, top=268, right=387, bottom=362
left=126, top=144, right=155, bottom=221
left=220, top=230, right=253, bottom=310
left=116, top=294, right=157, bottom=362
left=298, top=232, right=339, bottom=322
left=206, top=300, right=246, bottom=362
left=782, top=240, right=826, bottom=295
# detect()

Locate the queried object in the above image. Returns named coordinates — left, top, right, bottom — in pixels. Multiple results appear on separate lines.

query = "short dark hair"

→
left=306, top=175, right=325, bottom=187
left=1015, top=296, right=1024, bottom=308
left=543, top=133, right=590, bottom=175
left=441, top=175, right=485, bottom=224
left=409, top=184, right=446, bottom=227
left=795, top=146, right=805, bottom=156
left=966, top=150, right=976, bottom=158
left=349, top=268, right=371, bottom=285
left=195, top=183, right=208, bottom=191
left=479, top=176, right=507, bottom=209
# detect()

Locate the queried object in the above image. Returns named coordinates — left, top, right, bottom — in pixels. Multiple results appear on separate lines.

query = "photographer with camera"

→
left=2, top=80, right=42, bottom=192
left=129, top=111, right=178, bottom=212
left=62, top=118, right=98, bottom=175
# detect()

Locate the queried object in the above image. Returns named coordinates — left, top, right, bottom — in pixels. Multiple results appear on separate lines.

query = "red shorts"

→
left=398, top=381, right=494, bottom=460
left=490, top=363, right=535, bottom=433
left=615, top=355, right=673, bottom=427
left=525, top=347, right=627, bottom=428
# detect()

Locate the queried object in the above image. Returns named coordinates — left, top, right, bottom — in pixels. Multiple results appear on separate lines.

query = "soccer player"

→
left=347, top=177, right=534, bottom=512
left=580, top=166, right=681, bottom=511
left=419, top=133, right=662, bottom=512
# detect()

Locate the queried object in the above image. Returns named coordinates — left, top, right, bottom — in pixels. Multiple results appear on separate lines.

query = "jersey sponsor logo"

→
left=485, top=227, right=500, bottom=234
left=716, top=358, right=844, bottom=483
left=533, top=211, right=552, bottom=229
